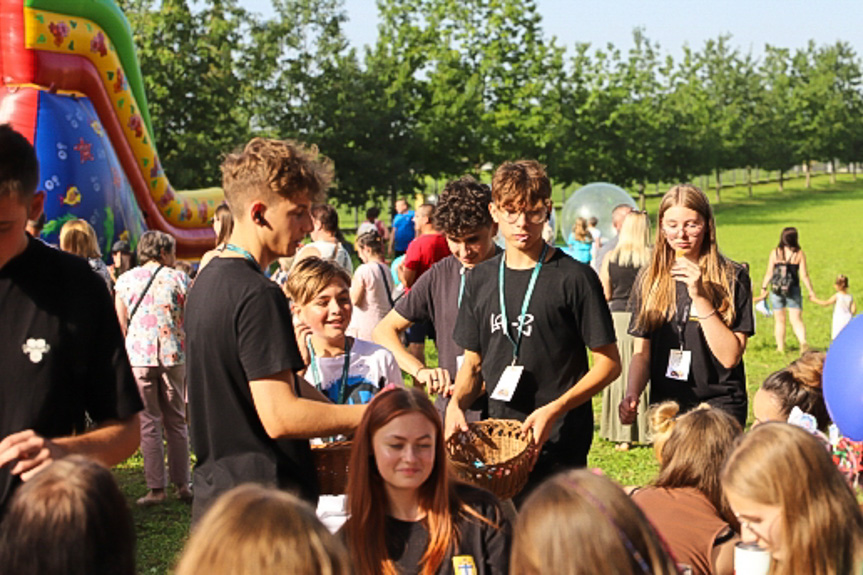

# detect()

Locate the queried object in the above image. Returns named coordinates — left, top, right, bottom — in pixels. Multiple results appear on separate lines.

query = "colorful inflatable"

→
left=0, top=0, right=222, bottom=256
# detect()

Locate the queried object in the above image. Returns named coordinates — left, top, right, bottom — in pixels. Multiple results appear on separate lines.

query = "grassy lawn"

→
left=118, top=173, right=863, bottom=573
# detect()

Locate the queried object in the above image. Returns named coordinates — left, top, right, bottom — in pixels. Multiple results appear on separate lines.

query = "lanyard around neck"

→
left=224, top=243, right=260, bottom=271
left=458, top=267, right=466, bottom=308
left=307, top=337, right=352, bottom=404
left=498, top=242, right=548, bottom=364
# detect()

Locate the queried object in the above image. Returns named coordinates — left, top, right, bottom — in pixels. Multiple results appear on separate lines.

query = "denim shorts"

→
left=769, top=284, right=802, bottom=310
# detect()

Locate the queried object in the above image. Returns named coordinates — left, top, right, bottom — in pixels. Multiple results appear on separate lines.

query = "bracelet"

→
left=698, top=309, right=717, bottom=320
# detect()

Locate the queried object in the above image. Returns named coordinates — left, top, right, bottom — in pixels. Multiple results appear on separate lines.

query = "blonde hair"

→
left=609, top=211, right=651, bottom=268
left=221, top=138, right=333, bottom=218
left=59, top=219, right=101, bottom=258
left=511, top=470, right=680, bottom=575
left=721, top=423, right=863, bottom=575
left=571, top=217, right=591, bottom=243
left=286, top=256, right=351, bottom=306
left=491, top=160, right=551, bottom=211
left=175, top=485, right=350, bottom=575
left=633, top=184, right=736, bottom=332
left=649, top=402, right=743, bottom=527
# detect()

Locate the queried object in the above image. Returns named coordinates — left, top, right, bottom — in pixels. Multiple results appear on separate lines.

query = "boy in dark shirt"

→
left=445, top=160, right=621, bottom=499
left=373, top=177, right=498, bottom=412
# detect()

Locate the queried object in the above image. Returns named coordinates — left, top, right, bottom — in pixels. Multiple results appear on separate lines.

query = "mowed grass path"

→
left=121, top=174, right=863, bottom=573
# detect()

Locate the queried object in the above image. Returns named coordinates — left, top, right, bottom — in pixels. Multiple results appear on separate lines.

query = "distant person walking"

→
left=811, top=274, right=856, bottom=340
left=59, top=219, right=113, bottom=291
left=357, top=206, right=388, bottom=241
left=293, top=203, right=353, bottom=274
left=347, top=230, right=395, bottom=341
left=115, top=230, right=192, bottom=506
left=565, top=216, right=592, bottom=264
left=757, top=227, right=817, bottom=353
left=599, top=210, right=652, bottom=450
left=595, top=204, right=634, bottom=272
left=388, top=198, right=414, bottom=258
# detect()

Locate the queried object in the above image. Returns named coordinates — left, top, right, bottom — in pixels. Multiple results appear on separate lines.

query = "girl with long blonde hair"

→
left=619, top=185, right=753, bottom=427
left=59, top=218, right=113, bottom=290
left=721, top=423, right=863, bottom=575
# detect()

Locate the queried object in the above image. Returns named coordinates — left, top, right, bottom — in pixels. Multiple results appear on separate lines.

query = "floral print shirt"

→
left=115, top=264, right=190, bottom=367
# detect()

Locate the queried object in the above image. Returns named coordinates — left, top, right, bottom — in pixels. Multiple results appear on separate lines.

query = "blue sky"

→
left=237, top=0, right=861, bottom=60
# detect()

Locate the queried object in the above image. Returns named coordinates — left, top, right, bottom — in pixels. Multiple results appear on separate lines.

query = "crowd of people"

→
left=1, top=123, right=861, bottom=574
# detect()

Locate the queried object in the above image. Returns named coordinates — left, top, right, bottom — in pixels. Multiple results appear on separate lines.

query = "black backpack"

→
left=771, top=251, right=794, bottom=296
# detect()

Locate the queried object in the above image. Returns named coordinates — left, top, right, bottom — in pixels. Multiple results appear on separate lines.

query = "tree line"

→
left=118, top=0, right=863, bottom=207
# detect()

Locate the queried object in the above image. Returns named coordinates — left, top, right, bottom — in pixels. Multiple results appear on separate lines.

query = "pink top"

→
left=347, top=262, right=395, bottom=341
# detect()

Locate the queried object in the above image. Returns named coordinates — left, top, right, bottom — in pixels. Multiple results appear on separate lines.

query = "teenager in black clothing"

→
left=0, top=125, right=142, bottom=516
left=620, top=184, right=754, bottom=427
left=343, top=387, right=510, bottom=575
left=185, top=138, right=365, bottom=522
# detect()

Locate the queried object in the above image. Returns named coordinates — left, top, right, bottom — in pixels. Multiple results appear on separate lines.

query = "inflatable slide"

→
left=0, top=0, right=222, bottom=256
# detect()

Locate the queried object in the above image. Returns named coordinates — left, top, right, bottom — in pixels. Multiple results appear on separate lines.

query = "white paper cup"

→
left=734, top=542, right=771, bottom=575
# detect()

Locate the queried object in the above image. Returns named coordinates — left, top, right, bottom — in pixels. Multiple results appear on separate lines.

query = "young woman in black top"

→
left=343, top=387, right=510, bottom=575
left=619, top=185, right=754, bottom=426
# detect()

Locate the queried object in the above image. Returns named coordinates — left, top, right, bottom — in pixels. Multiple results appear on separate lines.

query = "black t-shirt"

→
left=385, top=485, right=510, bottom=575
left=0, top=238, right=142, bottom=513
left=628, top=262, right=754, bottom=424
left=453, top=249, right=616, bottom=468
left=186, top=257, right=316, bottom=522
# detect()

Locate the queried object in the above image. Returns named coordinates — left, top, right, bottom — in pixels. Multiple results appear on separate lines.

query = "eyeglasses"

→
left=496, top=204, right=548, bottom=224
left=662, top=222, right=704, bottom=236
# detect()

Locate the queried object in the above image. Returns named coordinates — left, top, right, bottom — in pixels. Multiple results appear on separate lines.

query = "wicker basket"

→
left=446, top=419, right=538, bottom=500
left=311, top=440, right=352, bottom=495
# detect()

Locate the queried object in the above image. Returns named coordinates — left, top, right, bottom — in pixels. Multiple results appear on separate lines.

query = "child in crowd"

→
left=811, top=274, right=856, bottom=340
left=511, top=469, right=680, bottom=575
left=565, top=216, right=593, bottom=264
left=286, top=256, right=403, bottom=406
left=722, top=423, right=863, bottom=575
left=630, top=403, right=742, bottom=575
left=59, top=218, right=113, bottom=290
left=446, top=160, right=620, bottom=501
left=343, top=387, right=511, bottom=575
left=587, top=215, right=603, bottom=266
left=199, top=202, right=233, bottom=271
left=0, top=456, right=136, bottom=575
left=374, top=176, right=499, bottom=419
left=753, top=351, right=830, bottom=430
left=348, top=230, right=395, bottom=341
left=175, top=484, right=350, bottom=575
left=357, top=206, right=388, bottom=241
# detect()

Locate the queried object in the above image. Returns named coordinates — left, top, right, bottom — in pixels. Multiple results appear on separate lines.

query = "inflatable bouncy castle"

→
left=0, top=0, right=222, bottom=256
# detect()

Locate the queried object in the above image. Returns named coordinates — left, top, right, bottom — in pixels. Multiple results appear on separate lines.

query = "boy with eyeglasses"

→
left=445, top=160, right=621, bottom=501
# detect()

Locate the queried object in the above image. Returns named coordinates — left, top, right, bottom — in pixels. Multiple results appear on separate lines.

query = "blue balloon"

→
left=823, top=314, right=863, bottom=440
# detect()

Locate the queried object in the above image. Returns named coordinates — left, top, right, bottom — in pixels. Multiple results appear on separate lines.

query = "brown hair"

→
left=356, top=229, right=385, bottom=256
left=213, top=203, right=233, bottom=246
left=0, top=124, right=39, bottom=201
left=761, top=351, right=829, bottom=431
left=649, top=402, right=743, bottom=527
left=136, top=230, right=176, bottom=264
left=571, top=217, right=591, bottom=243
left=491, top=160, right=551, bottom=211
left=835, top=274, right=849, bottom=289
left=344, top=387, right=500, bottom=575
left=511, top=470, right=680, bottom=575
left=175, top=484, right=350, bottom=575
left=0, top=456, right=135, bottom=575
left=432, top=176, right=493, bottom=237
left=286, top=256, right=351, bottom=307
left=220, top=138, right=333, bottom=217
left=59, top=219, right=102, bottom=258
left=311, top=203, right=340, bottom=234
left=633, top=184, right=737, bottom=332
left=722, top=423, right=863, bottom=575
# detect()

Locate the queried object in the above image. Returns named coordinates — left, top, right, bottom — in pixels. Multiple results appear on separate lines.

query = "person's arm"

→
left=758, top=250, right=776, bottom=301
left=851, top=297, right=857, bottom=315
left=798, top=251, right=817, bottom=299
left=402, top=266, right=418, bottom=288
left=372, top=309, right=451, bottom=393
left=350, top=268, right=366, bottom=307
left=811, top=294, right=836, bottom=306
left=620, top=336, right=650, bottom=425
left=444, top=350, right=484, bottom=440
left=0, top=415, right=140, bottom=482
left=600, top=258, right=613, bottom=301
left=388, top=226, right=396, bottom=257
left=250, top=369, right=365, bottom=439
left=711, top=529, right=740, bottom=575
left=114, top=294, right=129, bottom=337
left=521, top=343, right=621, bottom=447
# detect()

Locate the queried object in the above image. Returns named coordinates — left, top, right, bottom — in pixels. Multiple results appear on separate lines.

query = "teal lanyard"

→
left=307, top=338, right=352, bottom=404
left=224, top=243, right=260, bottom=271
left=458, top=267, right=466, bottom=308
left=498, top=243, right=548, bottom=364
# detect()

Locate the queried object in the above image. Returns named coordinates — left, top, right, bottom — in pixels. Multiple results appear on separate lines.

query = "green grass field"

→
left=121, top=172, right=863, bottom=573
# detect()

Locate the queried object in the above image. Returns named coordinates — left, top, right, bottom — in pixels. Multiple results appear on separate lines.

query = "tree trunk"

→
left=830, top=159, right=837, bottom=184
left=732, top=169, right=737, bottom=186
left=715, top=169, right=722, bottom=203
left=755, top=167, right=760, bottom=184
left=700, top=175, right=706, bottom=191
left=778, top=170, right=784, bottom=192
left=854, top=163, right=858, bottom=181
left=638, top=182, right=646, bottom=211
left=747, top=166, right=753, bottom=198
left=805, top=163, right=811, bottom=188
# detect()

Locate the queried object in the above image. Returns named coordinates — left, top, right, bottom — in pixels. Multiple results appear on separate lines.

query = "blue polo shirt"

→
left=392, top=211, right=415, bottom=252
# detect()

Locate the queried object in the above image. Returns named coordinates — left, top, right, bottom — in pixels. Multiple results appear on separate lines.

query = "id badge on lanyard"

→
left=666, top=301, right=692, bottom=381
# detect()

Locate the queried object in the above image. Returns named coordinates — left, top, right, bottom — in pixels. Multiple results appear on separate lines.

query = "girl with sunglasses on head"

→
left=620, top=185, right=754, bottom=428
left=343, top=386, right=511, bottom=575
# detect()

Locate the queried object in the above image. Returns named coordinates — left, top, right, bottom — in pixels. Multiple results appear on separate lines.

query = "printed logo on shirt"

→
left=490, top=313, right=535, bottom=337
left=22, top=338, right=50, bottom=363
left=452, top=555, right=477, bottom=575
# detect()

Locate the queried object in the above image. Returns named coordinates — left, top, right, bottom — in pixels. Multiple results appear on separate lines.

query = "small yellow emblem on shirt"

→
left=452, top=555, right=477, bottom=574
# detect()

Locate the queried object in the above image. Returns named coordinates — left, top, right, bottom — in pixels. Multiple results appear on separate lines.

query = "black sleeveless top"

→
left=608, top=260, right=640, bottom=312
left=775, top=249, right=800, bottom=288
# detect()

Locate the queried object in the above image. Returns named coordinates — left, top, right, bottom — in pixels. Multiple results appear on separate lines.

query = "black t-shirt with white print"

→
left=453, top=248, right=616, bottom=468
left=628, top=262, right=754, bottom=425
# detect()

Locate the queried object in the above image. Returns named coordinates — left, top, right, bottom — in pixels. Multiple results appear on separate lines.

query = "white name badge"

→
left=666, top=349, right=692, bottom=381
left=490, top=365, right=523, bottom=402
